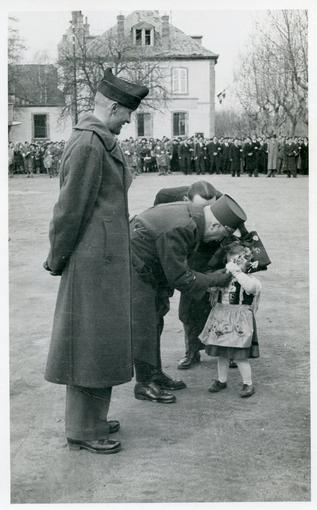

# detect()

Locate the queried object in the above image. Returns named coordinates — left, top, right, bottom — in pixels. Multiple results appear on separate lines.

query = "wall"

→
left=119, top=58, right=215, bottom=139
left=9, top=106, right=73, bottom=143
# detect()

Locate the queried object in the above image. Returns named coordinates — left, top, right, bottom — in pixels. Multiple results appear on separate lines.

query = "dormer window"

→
left=136, top=29, right=142, bottom=45
left=132, top=24, right=154, bottom=46
left=145, top=30, right=151, bottom=45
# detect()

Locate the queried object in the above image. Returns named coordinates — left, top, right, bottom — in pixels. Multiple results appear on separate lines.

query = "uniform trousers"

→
left=183, top=322, right=205, bottom=353
left=65, top=385, right=112, bottom=441
left=132, top=267, right=169, bottom=382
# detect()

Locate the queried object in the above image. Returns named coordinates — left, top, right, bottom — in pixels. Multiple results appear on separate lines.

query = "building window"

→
left=133, top=27, right=154, bottom=46
left=173, top=112, right=188, bottom=137
left=137, top=113, right=152, bottom=137
left=172, top=68, right=188, bottom=94
left=145, top=29, right=151, bottom=45
left=135, top=29, right=142, bottom=46
left=33, top=114, right=48, bottom=138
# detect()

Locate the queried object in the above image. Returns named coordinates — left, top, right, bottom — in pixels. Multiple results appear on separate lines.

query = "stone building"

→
left=8, top=64, right=72, bottom=143
left=9, top=10, right=219, bottom=142
left=61, top=10, right=219, bottom=139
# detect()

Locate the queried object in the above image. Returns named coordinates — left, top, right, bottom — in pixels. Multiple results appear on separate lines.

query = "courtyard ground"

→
left=9, top=172, right=310, bottom=504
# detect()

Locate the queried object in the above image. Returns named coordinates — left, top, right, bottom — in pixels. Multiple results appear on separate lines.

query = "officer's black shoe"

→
left=67, top=438, right=121, bottom=454
left=151, top=370, right=187, bottom=390
left=134, top=382, right=176, bottom=403
left=177, top=351, right=201, bottom=370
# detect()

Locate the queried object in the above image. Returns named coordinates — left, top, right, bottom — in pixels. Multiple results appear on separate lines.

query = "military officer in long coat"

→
left=43, top=69, right=148, bottom=454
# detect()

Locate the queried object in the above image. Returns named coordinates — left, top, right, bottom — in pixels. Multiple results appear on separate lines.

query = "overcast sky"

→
left=9, top=9, right=262, bottom=108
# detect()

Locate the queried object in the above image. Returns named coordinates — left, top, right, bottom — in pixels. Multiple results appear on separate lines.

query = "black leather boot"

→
left=134, top=382, right=176, bottom=403
left=177, top=351, right=201, bottom=370
left=151, top=369, right=186, bottom=390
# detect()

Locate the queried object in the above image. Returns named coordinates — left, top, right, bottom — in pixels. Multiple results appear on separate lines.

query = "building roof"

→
left=87, top=10, right=218, bottom=61
left=8, top=64, right=65, bottom=106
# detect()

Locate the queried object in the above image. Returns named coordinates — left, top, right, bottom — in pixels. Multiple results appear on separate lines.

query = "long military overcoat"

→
left=267, top=139, right=278, bottom=170
left=45, top=114, right=133, bottom=388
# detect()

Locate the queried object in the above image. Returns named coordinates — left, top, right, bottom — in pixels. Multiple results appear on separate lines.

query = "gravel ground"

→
left=9, top=172, right=310, bottom=504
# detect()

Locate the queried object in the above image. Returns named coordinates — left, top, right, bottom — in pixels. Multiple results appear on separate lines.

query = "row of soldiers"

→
left=121, top=135, right=309, bottom=178
left=9, top=134, right=308, bottom=178
left=8, top=140, right=66, bottom=178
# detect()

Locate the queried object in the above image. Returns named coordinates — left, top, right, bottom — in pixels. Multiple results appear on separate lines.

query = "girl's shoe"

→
left=240, top=384, right=255, bottom=398
left=208, top=380, right=227, bottom=393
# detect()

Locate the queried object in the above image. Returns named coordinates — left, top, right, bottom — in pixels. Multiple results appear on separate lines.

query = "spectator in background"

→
left=277, top=136, right=286, bottom=175
left=267, top=134, right=278, bottom=177
left=230, top=138, right=243, bottom=177
left=44, top=149, right=54, bottom=178
left=299, top=137, right=309, bottom=175
left=284, top=137, right=298, bottom=178
left=23, top=142, right=34, bottom=178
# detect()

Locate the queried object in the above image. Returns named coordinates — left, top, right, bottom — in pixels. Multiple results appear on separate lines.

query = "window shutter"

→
left=172, top=69, right=179, bottom=93
left=172, top=68, right=187, bottom=93
left=180, top=69, right=187, bottom=93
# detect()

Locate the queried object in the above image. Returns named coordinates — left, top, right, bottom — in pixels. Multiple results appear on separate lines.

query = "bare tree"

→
left=57, top=26, right=170, bottom=122
left=8, top=17, right=27, bottom=94
left=234, top=10, right=308, bottom=135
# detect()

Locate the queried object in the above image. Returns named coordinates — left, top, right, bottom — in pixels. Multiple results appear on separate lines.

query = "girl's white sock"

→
left=237, top=359, right=252, bottom=385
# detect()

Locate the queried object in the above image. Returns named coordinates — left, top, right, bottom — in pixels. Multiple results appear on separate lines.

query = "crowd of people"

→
left=9, top=134, right=308, bottom=179
left=8, top=140, right=65, bottom=178
left=121, top=134, right=309, bottom=178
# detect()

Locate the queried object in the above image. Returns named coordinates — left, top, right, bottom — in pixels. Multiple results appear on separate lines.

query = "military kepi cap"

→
left=210, top=194, right=247, bottom=229
left=97, top=68, right=149, bottom=110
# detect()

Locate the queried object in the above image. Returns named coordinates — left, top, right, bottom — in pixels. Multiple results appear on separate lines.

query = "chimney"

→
left=191, top=35, right=203, bottom=46
left=117, top=14, right=125, bottom=41
left=161, top=15, right=170, bottom=48
left=71, top=11, right=83, bottom=27
left=84, top=16, right=90, bottom=37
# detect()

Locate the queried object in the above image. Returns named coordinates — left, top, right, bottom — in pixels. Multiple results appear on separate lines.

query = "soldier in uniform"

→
left=193, top=136, right=206, bottom=175
left=131, top=194, right=247, bottom=403
left=299, top=136, right=309, bottom=175
left=206, top=136, right=222, bottom=174
left=221, top=138, right=231, bottom=174
left=284, top=137, right=299, bottom=178
left=43, top=68, right=149, bottom=454
left=171, top=138, right=181, bottom=172
left=230, top=138, right=243, bottom=177
left=178, top=139, right=192, bottom=174
left=243, top=136, right=257, bottom=177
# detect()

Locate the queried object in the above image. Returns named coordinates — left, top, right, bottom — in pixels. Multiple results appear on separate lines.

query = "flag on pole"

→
left=217, top=89, right=226, bottom=104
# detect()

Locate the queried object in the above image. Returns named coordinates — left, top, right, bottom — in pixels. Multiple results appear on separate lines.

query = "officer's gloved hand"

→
left=206, top=268, right=232, bottom=288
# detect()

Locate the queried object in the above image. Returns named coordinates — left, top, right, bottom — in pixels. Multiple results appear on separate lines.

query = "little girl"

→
left=200, top=242, right=261, bottom=398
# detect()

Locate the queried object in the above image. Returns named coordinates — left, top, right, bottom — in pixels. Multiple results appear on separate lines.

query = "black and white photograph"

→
left=2, top=0, right=316, bottom=507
